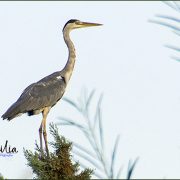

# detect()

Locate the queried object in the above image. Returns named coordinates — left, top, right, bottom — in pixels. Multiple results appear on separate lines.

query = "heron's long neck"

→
left=62, top=29, right=76, bottom=83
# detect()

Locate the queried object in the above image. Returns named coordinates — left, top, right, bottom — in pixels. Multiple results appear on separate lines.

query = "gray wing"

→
left=2, top=72, right=66, bottom=120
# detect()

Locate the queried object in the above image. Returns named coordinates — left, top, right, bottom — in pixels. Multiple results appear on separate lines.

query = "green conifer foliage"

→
left=24, top=123, right=92, bottom=180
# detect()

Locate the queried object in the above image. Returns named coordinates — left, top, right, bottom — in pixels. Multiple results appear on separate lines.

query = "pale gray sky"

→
left=0, top=1, right=180, bottom=179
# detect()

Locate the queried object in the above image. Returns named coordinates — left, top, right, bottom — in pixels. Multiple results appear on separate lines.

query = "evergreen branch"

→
left=24, top=123, right=93, bottom=180
left=0, top=173, right=4, bottom=180
left=73, top=159, right=104, bottom=179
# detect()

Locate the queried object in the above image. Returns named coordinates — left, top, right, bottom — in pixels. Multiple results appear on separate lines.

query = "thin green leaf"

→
left=57, top=122, right=88, bottom=134
left=62, top=97, right=81, bottom=111
left=116, top=165, right=124, bottom=179
left=72, top=149, right=103, bottom=172
left=149, top=19, right=180, bottom=31
left=81, top=128, right=97, bottom=152
left=81, top=87, right=88, bottom=111
left=57, top=122, right=74, bottom=126
left=58, top=119, right=97, bottom=154
left=173, top=1, right=180, bottom=11
left=85, top=89, right=96, bottom=113
left=155, top=14, right=180, bottom=23
left=93, top=106, right=99, bottom=129
left=127, top=158, right=139, bottom=180
left=165, top=44, right=180, bottom=52
left=93, top=93, right=103, bottom=129
left=57, top=117, right=87, bottom=131
left=110, top=135, right=120, bottom=178
left=98, top=94, right=104, bottom=150
left=163, top=1, right=180, bottom=12
left=57, top=118, right=95, bottom=145
left=171, top=56, right=180, bottom=62
left=173, top=30, right=180, bottom=36
left=73, top=142, right=97, bottom=159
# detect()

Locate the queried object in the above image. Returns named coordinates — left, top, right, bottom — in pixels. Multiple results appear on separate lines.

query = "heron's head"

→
left=63, top=19, right=102, bottom=32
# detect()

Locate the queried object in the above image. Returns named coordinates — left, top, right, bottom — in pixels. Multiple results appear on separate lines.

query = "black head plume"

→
left=63, top=19, right=79, bottom=31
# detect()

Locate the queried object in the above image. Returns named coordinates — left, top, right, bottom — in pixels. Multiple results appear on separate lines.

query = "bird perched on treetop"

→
left=1, top=19, right=102, bottom=157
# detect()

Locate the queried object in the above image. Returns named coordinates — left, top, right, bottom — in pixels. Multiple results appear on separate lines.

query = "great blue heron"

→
left=1, top=19, right=102, bottom=156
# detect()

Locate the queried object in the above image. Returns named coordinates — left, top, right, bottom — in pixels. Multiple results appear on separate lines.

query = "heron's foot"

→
left=38, top=149, right=49, bottom=159
left=38, top=149, right=45, bottom=160
left=38, top=144, right=44, bottom=159
left=46, top=148, right=50, bottom=158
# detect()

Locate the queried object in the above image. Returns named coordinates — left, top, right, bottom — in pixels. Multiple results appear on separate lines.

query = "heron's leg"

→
left=43, top=118, right=49, bottom=157
left=39, top=121, right=43, bottom=156
left=42, top=107, right=50, bottom=157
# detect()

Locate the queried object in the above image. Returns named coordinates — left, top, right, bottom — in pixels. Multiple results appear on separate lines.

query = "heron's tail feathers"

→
left=1, top=101, right=22, bottom=121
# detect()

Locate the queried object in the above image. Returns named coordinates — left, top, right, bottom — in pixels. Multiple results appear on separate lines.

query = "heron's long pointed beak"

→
left=77, top=21, right=103, bottom=28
